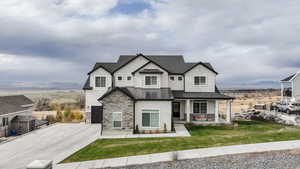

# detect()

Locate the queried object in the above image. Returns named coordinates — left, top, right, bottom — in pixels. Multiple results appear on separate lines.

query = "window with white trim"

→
left=95, top=76, right=106, bottom=87
left=142, top=110, right=159, bottom=127
left=112, top=112, right=122, bottom=128
left=193, top=101, right=207, bottom=114
left=194, top=76, right=206, bottom=85
left=145, top=76, right=157, bottom=86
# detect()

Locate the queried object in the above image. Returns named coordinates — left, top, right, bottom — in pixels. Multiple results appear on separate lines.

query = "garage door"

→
left=91, top=106, right=103, bottom=123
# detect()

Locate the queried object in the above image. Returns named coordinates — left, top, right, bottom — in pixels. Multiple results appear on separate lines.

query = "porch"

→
left=172, top=99, right=233, bottom=124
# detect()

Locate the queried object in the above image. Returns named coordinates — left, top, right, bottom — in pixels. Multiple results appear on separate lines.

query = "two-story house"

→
left=83, top=54, right=234, bottom=132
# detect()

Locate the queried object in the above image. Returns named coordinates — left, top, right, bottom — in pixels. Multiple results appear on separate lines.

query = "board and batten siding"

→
left=292, top=73, right=300, bottom=101
left=85, top=67, right=112, bottom=116
left=135, top=101, right=172, bottom=131
left=114, top=56, right=149, bottom=87
left=168, top=75, right=184, bottom=91
left=184, top=64, right=216, bottom=92
left=134, top=62, right=169, bottom=88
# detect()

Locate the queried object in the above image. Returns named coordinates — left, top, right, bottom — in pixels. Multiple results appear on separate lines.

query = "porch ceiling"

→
left=172, top=91, right=234, bottom=100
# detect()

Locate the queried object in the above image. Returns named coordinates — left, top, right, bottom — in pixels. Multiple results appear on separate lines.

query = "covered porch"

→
left=171, top=91, right=234, bottom=124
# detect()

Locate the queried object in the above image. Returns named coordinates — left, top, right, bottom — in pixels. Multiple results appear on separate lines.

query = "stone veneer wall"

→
left=102, top=90, right=134, bottom=130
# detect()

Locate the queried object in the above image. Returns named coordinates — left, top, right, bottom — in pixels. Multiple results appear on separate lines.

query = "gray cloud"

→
left=0, top=0, right=299, bottom=88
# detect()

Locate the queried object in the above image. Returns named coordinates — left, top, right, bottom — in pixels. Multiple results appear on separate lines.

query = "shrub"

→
left=45, top=115, right=56, bottom=124
left=164, top=123, right=167, bottom=133
left=56, top=111, right=63, bottom=122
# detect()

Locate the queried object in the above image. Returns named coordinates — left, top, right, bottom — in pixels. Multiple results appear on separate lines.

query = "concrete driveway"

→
left=0, top=123, right=101, bottom=169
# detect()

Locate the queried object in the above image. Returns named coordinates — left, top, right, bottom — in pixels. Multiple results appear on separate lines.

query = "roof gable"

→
left=183, top=62, right=218, bottom=74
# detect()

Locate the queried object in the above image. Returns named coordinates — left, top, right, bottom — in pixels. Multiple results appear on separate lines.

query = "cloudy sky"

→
left=0, top=0, right=299, bottom=88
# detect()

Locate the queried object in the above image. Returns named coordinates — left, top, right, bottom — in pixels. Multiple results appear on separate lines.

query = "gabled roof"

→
left=0, top=95, right=34, bottom=116
left=83, top=76, right=92, bottom=90
left=88, top=54, right=217, bottom=75
left=281, top=73, right=296, bottom=82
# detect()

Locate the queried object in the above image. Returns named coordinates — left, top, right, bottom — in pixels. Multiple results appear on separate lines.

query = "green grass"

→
left=62, top=120, right=300, bottom=163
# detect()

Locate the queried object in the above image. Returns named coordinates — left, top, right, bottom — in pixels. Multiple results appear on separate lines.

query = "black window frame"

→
left=178, top=76, right=183, bottom=81
left=170, top=76, right=175, bottom=81
left=145, top=76, right=157, bottom=86
left=118, top=76, right=122, bottom=81
left=127, top=76, right=131, bottom=81
left=193, top=101, right=207, bottom=114
left=194, top=76, right=206, bottom=85
left=95, top=76, right=106, bottom=87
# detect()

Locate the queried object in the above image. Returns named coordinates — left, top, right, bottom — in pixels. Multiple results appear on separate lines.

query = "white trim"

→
left=94, top=75, right=107, bottom=89
left=290, top=71, right=300, bottom=82
left=0, top=109, right=32, bottom=117
left=141, top=109, right=160, bottom=129
left=112, top=112, right=122, bottom=129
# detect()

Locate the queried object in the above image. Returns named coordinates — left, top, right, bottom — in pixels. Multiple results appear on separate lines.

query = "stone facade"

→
left=102, top=90, right=134, bottom=130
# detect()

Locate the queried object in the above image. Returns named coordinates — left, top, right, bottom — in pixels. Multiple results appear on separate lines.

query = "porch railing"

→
left=190, top=113, right=215, bottom=122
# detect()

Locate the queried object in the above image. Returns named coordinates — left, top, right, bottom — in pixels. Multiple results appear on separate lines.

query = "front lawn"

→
left=62, top=120, right=300, bottom=163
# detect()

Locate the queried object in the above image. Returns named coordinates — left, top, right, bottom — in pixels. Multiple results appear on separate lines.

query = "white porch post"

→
left=186, top=99, right=191, bottom=122
left=226, top=100, right=232, bottom=122
left=215, top=100, right=219, bottom=122
left=281, top=83, right=284, bottom=102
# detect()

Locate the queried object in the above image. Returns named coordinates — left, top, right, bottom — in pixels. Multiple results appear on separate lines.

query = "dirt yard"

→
left=219, top=89, right=281, bottom=114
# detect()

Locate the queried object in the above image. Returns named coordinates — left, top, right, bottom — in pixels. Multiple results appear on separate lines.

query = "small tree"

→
left=76, top=95, right=85, bottom=109
left=56, top=111, right=63, bottom=122
left=35, top=98, right=51, bottom=111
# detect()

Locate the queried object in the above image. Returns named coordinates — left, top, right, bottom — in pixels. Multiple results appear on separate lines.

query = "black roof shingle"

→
left=281, top=74, right=296, bottom=82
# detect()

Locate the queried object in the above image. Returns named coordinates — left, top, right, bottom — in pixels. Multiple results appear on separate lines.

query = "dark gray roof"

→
left=172, top=91, right=234, bottom=100
left=88, top=54, right=217, bottom=75
left=83, top=76, right=92, bottom=90
left=139, top=69, right=164, bottom=74
left=281, top=74, right=296, bottom=82
left=11, top=115, right=35, bottom=122
left=99, top=87, right=174, bottom=101
left=0, top=95, right=34, bottom=116
left=84, top=54, right=218, bottom=90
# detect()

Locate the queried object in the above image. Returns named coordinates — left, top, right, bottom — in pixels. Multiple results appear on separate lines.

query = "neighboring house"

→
left=83, top=54, right=234, bottom=132
left=0, top=95, right=35, bottom=137
left=280, top=71, right=300, bottom=103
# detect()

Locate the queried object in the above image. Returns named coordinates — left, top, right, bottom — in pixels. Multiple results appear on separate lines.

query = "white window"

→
left=194, top=76, right=206, bottom=85
left=118, top=76, right=122, bottom=81
left=145, top=76, right=157, bottom=86
left=142, top=110, right=159, bottom=128
left=95, top=76, right=106, bottom=87
left=178, top=76, right=182, bottom=81
left=170, top=76, right=175, bottom=81
left=127, top=76, right=131, bottom=80
left=112, top=112, right=122, bottom=128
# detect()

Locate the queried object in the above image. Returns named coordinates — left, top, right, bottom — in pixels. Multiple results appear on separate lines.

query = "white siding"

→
left=0, top=109, right=32, bottom=137
left=292, top=73, right=300, bottom=101
left=85, top=67, right=112, bottom=119
left=135, top=101, right=172, bottom=131
left=184, top=64, right=216, bottom=92
left=114, top=56, right=149, bottom=87
left=168, top=75, right=184, bottom=90
left=134, top=63, right=169, bottom=88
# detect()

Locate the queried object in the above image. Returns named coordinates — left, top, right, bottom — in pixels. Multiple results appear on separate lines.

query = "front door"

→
left=91, top=106, right=103, bottom=123
left=172, top=102, right=180, bottom=118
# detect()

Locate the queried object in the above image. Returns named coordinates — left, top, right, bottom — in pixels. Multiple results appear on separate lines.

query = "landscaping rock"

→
left=234, top=111, right=300, bottom=126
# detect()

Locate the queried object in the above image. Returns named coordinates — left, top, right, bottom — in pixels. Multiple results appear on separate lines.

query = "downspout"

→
left=133, top=100, right=136, bottom=133
left=183, top=74, right=186, bottom=91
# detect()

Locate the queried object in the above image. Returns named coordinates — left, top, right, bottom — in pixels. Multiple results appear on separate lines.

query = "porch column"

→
left=215, top=100, right=219, bottom=122
left=281, top=83, right=284, bottom=102
left=226, top=100, right=232, bottom=122
left=186, top=99, right=191, bottom=122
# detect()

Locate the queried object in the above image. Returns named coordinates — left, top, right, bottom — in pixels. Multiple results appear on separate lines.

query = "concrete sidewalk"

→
left=55, top=139, right=300, bottom=169
left=100, top=123, right=190, bottom=139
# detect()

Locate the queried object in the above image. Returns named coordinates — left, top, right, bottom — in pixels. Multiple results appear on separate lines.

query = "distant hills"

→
left=0, top=82, right=82, bottom=90
left=0, top=80, right=281, bottom=91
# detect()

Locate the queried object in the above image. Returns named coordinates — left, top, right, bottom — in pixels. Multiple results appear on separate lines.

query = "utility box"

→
left=26, top=160, right=52, bottom=169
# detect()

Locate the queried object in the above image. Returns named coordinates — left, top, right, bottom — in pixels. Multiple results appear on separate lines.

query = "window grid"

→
left=95, top=76, right=106, bottom=87
left=142, top=110, right=159, bottom=128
